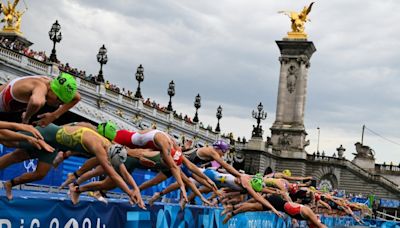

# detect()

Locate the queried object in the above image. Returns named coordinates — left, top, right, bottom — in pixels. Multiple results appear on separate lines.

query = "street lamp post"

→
left=317, top=127, right=320, bottom=153
left=134, top=64, right=144, bottom=98
left=96, top=44, right=108, bottom=83
left=215, top=105, right=222, bottom=132
left=167, top=80, right=175, bottom=111
left=193, top=94, right=201, bottom=123
left=48, top=20, right=62, bottom=63
left=251, top=102, right=267, bottom=137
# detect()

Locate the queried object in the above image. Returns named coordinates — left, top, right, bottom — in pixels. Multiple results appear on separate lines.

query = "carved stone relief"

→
left=286, top=65, right=298, bottom=93
left=278, top=133, right=292, bottom=149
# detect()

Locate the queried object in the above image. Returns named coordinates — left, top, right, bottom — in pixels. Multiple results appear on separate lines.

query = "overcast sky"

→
left=18, top=0, right=400, bottom=163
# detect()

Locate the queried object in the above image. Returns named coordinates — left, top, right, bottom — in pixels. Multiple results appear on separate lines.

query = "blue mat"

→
left=2, top=189, right=400, bottom=227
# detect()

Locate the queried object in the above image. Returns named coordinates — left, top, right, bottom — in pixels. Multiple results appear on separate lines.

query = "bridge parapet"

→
left=306, top=154, right=399, bottom=191
left=0, top=46, right=220, bottom=146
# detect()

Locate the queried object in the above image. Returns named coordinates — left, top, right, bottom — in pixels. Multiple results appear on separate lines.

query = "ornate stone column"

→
left=270, top=40, right=316, bottom=158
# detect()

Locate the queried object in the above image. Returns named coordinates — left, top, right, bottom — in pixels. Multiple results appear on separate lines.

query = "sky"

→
left=16, top=0, right=400, bottom=163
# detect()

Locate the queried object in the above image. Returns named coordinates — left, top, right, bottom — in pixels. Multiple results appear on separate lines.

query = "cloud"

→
left=18, top=0, right=400, bottom=163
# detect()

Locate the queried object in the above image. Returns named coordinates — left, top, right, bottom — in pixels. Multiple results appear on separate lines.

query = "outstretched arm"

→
left=119, top=163, right=145, bottom=209
left=36, top=92, right=81, bottom=127
left=89, top=143, right=132, bottom=199
left=212, top=154, right=241, bottom=178
left=23, top=83, right=47, bottom=123
left=240, top=175, right=282, bottom=218
left=183, top=157, right=217, bottom=192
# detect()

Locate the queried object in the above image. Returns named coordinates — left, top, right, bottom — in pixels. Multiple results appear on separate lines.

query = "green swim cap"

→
left=250, top=173, right=263, bottom=192
left=50, top=72, right=77, bottom=103
left=97, top=121, right=118, bottom=141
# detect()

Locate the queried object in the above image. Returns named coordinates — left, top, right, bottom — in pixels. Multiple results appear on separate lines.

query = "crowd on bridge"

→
left=0, top=72, right=381, bottom=227
left=0, top=41, right=214, bottom=130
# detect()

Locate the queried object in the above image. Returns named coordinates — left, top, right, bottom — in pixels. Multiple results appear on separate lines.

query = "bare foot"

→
left=59, top=173, right=76, bottom=189
left=223, top=213, right=233, bottom=224
left=4, top=181, right=13, bottom=200
left=88, top=191, right=108, bottom=204
left=221, top=205, right=233, bottom=216
left=148, top=192, right=161, bottom=206
left=53, top=152, right=64, bottom=168
left=68, top=184, right=80, bottom=205
left=179, top=197, right=187, bottom=210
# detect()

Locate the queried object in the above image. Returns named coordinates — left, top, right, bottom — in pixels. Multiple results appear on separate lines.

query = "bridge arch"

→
left=313, top=166, right=339, bottom=190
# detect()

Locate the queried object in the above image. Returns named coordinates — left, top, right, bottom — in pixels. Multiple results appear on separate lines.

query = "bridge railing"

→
left=306, top=154, right=399, bottom=190
left=0, top=45, right=220, bottom=144
left=0, top=46, right=50, bottom=75
left=375, top=163, right=400, bottom=174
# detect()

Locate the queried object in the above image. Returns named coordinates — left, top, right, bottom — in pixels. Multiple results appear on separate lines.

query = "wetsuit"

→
left=114, top=129, right=183, bottom=167
left=203, top=169, right=243, bottom=191
left=114, top=129, right=161, bottom=150
left=266, top=195, right=304, bottom=220
left=264, top=178, right=289, bottom=191
left=18, top=124, right=107, bottom=164
left=0, top=76, right=49, bottom=112
left=181, top=148, right=211, bottom=177
left=290, top=189, right=311, bottom=204
left=123, top=153, right=169, bottom=174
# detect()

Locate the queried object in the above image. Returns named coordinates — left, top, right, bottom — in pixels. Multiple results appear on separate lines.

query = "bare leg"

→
left=5, top=161, right=51, bottom=200
left=149, top=182, right=180, bottom=206
left=60, top=157, right=99, bottom=189
left=300, top=205, right=327, bottom=228
left=69, top=177, right=116, bottom=205
left=76, top=166, right=105, bottom=185
left=139, top=172, right=168, bottom=191
left=181, top=174, right=212, bottom=208
left=0, top=148, right=30, bottom=169
left=187, top=186, right=212, bottom=203
left=223, top=202, right=263, bottom=224
left=53, top=151, right=73, bottom=168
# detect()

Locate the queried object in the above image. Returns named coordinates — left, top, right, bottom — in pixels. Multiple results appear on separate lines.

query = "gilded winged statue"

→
left=279, top=2, right=314, bottom=35
left=1, top=0, right=26, bottom=32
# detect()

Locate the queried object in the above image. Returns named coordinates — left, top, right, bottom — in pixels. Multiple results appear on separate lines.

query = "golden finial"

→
left=1, top=0, right=27, bottom=34
left=278, top=2, right=314, bottom=40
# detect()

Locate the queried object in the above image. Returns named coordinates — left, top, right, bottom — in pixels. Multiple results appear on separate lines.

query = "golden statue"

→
left=279, top=2, right=314, bottom=39
left=1, top=0, right=26, bottom=33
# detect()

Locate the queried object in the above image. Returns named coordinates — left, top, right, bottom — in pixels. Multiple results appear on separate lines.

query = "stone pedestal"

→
left=352, top=142, right=376, bottom=170
left=246, top=137, right=265, bottom=151
left=0, top=31, right=33, bottom=48
left=270, top=39, right=316, bottom=158
left=352, top=157, right=375, bottom=170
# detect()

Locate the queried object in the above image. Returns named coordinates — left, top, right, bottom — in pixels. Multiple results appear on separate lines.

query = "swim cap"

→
left=309, top=186, right=316, bottom=192
left=171, top=147, right=183, bottom=166
left=107, top=144, right=127, bottom=169
left=212, top=140, right=230, bottom=153
left=282, top=169, right=292, bottom=177
left=250, top=173, right=263, bottom=192
left=97, top=121, right=118, bottom=141
left=50, top=72, right=77, bottom=103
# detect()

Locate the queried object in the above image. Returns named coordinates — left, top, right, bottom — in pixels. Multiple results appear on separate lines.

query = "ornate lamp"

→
left=48, top=20, right=62, bottom=62
left=96, top=44, right=108, bottom=83
left=134, top=64, right=144, bottom=98
left=215, top=105, right=222, bottom=132
left=193, top=94, right=201, bottom=123
left=167, top=80, right=175, bottom=111
left=251, top=102, right=267, bottom=137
